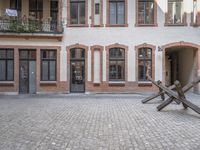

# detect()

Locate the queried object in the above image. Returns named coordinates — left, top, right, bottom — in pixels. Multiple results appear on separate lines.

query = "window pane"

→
left=29, top=51, right=36, bottom=59
left=38, top=0, right=43, bottom=10
left=70, top=3, right=78, bottom=24
left=117, top=60, right=125, bottom=80
left=7, top=60, right=14, bottom=81
left=138, top=60, right=152, bottom=81
left=0, top=60, right=6, bottom=80
left=42, top=61, right=49, bottom=81
left=109, top=61, right=117, bottom=80
left=168, top=1, right=183, bottom=24
left=49, top=51, right=56, bottom=59
left=138, top=48, right=152, bottom=59
left=95, top=3, right=100, bottom=14
left=109, top=48, right=125, bottom=59
left=110, top=2, right=117, bottom=24
left=20, top=51, right=28, bottom=59
left=70, top=49, right=85, bottom=59
left=138, top=1, right=154, bottom=24
left=29, top=0, right=36, bottom=10
left=0, top=50, right=6, bottom=59
left=79, top=2, right=86, bottom=24
left=49, top=61, right=56, bottom=80
left=117, top=2, right=125, bottom=24
left=7, top=50, right=14, bottom=59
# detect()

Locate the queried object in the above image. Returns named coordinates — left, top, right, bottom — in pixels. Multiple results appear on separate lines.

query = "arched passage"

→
left=162, top=42, right=200, bottom=91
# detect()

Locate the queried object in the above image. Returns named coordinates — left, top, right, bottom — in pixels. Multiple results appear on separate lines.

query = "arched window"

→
left=138, top=48, right=152, bottom=81
left=109, top=48, right=125, bottom=81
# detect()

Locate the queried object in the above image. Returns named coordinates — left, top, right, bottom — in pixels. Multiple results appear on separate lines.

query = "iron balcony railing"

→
left=0, top=18, right=63, bottom=34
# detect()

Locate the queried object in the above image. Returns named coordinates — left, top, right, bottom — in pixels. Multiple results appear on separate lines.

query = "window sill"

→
left=0, top=81, right=14, bottom=85
left=109, top=81, right=126, bottom=86
left=138, top=81, right=152, bottom=87
left=106, top=24, right=128, bottom=27
left=93, top=82, right=101, bottom=86
left=135, top=23, right=158, bottom=27
left=40, top=81, right=57, bottom=85
left=190, top=23, right=200, bottom=27
left=164, top=23, right=187, bottom=27
left=91, top=24, right=104, bottom=27
left=67, top=24, right=89, bottom=27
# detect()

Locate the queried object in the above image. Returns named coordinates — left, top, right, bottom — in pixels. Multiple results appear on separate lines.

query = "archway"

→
left=162, top=42, right=200, bottom=92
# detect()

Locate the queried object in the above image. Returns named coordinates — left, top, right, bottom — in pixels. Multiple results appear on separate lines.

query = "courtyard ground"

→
left=0, top=93, right=200, bottom=150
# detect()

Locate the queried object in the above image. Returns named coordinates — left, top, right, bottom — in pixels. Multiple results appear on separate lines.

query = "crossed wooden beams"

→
left=142, top=77, right=200, bottom=114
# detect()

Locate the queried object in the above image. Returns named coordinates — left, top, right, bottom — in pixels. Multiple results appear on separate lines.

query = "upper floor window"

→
left=29, top=0, right=43, bottom=20
left=166, top=0, right=185, bottom=25
left=138, top=0, right=154, bottom=25
left=0, top=49, right=14, bottom=81
left=138, top=48, right=152, bottom=81
left=70, top=0, right=86, bottom=24
left=191, top=0, right=199, bottom=25
left=41, top=50, right=57, bottom=81
left=109, top=48, right=125, bottom=81
left=10, top=0, right=21, bottom=17
left=109, top=0, right=125, bottom=25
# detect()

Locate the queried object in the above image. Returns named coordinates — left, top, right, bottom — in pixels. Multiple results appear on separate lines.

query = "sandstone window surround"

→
left=106, top=0, right=128, bottom=27
left=67, top=0, right=89, bottom=27
left=135, top=0, right=158, bottom=27
left=135, top=43, right=155, bottom=85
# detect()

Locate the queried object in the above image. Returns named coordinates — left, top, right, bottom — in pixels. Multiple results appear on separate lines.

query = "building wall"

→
left=0, top=0, right=200, bottom=94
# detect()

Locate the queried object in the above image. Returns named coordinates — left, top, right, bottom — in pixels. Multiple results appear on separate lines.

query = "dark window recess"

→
left=95, top=3, right=100, bottom=15
left=70, top=0, right=86, bottom=24
left=0, top=49, right=14, bottom=81
left=29, top=0, right=43, bottom=20
left=109, top=0, right=125, bottom=25
left=109, top=48, right=125, bottom=81
left=138, top=48, right=152, bottom=81
left=41, top=50, right=57, bottom=81
left=10, top=0, right=22, bottom=17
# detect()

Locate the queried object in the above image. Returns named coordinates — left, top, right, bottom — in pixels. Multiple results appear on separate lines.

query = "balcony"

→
left=165, top=12, right=187, bottom=26
left=0, top=18, right=63, bottom=41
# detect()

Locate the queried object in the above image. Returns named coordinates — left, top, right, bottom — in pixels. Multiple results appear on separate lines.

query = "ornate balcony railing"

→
left=0, top=18, right=63, bottom=34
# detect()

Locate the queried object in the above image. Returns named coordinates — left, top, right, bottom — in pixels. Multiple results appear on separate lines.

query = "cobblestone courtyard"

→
left=0, top=93, right=200, bottom=150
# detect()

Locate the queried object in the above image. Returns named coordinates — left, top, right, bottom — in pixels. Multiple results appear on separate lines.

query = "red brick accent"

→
left=67, top=0, right=89, bottom=27
left=91, top=45, right=103, bottom=84
left=91, top=0, right=103, bottom=27
left=135, top=43, right=156, bottom=85
left=105, top=43, right=128, bottom=82
left=0, top=45, right=67, bottom=94
left=135, top=0, right=158, bottom=27
left=66, top=43, right=89, bottom=92
left=106, top=0, right=128, bottom=27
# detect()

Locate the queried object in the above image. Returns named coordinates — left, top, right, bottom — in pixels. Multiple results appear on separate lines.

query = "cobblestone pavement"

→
left=0, top=93, right=200, bottom=150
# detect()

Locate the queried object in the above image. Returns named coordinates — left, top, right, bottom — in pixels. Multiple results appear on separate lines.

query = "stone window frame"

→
left=0, top=48, right=14, bottom=81
left=40, top=49, right=57, bottom=82
left=66, top=43, right=89, bottom=90
left=135, top=43, right=155, bottom=85
left=91, top=45, right=103, bottom=84
left=106, top=43, right=128, bottom=84
left=67, top=0, right=89, bottom=27
left=164, top=0, right=187, bottom=26
left=91, top=0, right=103, bottom=27
left=106, top=0, right=128, bottom=27
left=135, top=0, right=158, bottom=27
